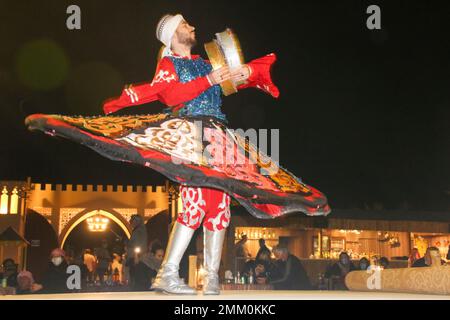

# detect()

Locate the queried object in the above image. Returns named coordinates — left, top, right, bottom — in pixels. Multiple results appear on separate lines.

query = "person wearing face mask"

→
left=41, top=248, right=70, bottom=294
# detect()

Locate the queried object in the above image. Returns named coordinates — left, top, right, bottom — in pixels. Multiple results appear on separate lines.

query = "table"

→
left=300, top=259, right=408, bottom=288
left=0, top=286, right=16, bottom=295
left=221, top=283, right=274, bottom=290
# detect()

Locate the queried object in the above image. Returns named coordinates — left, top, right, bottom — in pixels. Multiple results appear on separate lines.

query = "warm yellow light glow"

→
left=339, top=229, right=361, bottom=235
left=60, top=210, right=131, bottom=248
left=86, top=213, right=110, bottom=232
left=197, top=266, right=206, bottom=287
left=0, top=186, right=8, bottom=214
left=10, top=187, right=19, bottom=214
left=235, top=227, right=280, bottom=241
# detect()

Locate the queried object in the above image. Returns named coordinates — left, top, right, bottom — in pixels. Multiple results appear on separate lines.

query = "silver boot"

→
left=203, top=227, right=226, bottom=295
left=151, top=222, right=197, bottom=295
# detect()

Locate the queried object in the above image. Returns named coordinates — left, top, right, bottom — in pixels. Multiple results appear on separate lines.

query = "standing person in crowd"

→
left=256, top=238, right=271, bottom=261
left=408, top=248, right=421, bottom=267
left=324, top=252, right=356, bottom=290
left=270, top=245, right=311, bottom=290
left=0, top=258, right=19, bottom=288
left=147, top=240, right=165, bottom=278
left=235, top=234, right=251, bottom=259
left=126, top=215, right=148, bottom=288
left=70, top=252, right=88, bottom=290
left=95, top=239, right=111, bottom=284
left=412, top=247, right=445, bottom=267
left=83, top=249, right=96, bottom=284
left=130, top=247, right=153, bottom=291
left=16, top=271, right=42, bottom=295
left=111, top=253, right=123, bottom=284
left=358, top=257, right=370, bottom=271
left=121, top=246, right=129, bottom=286
left=446, top=245, right=450, bottom=261
left=41, top=248, right=69, bottom=294
left=234, top=234, right=251, bottom=277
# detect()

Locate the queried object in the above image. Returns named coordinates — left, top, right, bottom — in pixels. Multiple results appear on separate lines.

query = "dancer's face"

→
left=174, top=20, right=197, bottom=47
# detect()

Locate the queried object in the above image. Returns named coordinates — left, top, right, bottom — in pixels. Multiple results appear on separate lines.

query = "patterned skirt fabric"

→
left=25, top=113, right=331, bottom=219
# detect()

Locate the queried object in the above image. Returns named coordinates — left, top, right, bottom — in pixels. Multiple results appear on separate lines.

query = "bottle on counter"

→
left=318, top=273, right=327, bottom=290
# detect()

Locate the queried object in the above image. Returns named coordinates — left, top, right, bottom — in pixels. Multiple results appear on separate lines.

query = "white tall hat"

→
left=156, top=14, right=184, bottom=57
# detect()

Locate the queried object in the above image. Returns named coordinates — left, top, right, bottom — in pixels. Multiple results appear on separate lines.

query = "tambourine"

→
left=204, top=28, right=245, bottom=96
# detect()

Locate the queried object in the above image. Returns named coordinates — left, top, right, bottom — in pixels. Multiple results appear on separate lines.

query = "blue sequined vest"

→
left=164, top=56, right=226, bottom=122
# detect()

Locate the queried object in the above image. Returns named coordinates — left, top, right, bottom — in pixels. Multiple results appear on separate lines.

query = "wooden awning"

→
left=327, top=218, right=449, bottom=233
left=0, top=227, right=30, bottom=245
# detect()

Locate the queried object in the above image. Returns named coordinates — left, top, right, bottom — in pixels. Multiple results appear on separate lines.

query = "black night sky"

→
left=0, top=0, right=449, bottom=211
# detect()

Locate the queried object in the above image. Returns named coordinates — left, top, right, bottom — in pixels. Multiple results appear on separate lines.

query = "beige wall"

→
left=0, top=180, right=171, bottom=270
left=28, top=183, right=169, bottom=237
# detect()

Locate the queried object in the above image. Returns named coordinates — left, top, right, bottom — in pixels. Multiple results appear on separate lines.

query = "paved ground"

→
left=1, top=290, right=449, bottom=300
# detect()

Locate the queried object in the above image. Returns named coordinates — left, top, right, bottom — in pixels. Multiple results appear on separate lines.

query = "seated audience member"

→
left=148, top=240, right=165, bottom=277
left=324, top=252, right=357, bottom=290
left=412, top=247, right=445, bottom=268
left=408, top=248, right=421, bottom=267
left=255, top=249, right=281, bottom=280
left=379, top=257, right=390, bottom=269
left=16, top=271, right=43, bottom=294
left=0, top=258, right=19, bottom=288
left=254, top=260, right=270, bottom=284
left=358, top=257, right=370, bottom=271
left=270, top=245, right=311, bottom=290
left=41, top=248, right=70, bottom=294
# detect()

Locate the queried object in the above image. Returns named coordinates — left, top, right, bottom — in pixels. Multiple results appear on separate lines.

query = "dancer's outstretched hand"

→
left=231, top=65, right=251, bottom=83
left=208, top=66, right=231, bottom=85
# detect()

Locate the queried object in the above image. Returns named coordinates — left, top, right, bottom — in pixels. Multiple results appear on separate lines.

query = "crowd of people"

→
left=2, top=216, right=450, bottom=295
left=235, top=237, right=450, bottom=291
left=236, top=238, right=312, bottom=290
left=0, top=215, right=166, bottom=295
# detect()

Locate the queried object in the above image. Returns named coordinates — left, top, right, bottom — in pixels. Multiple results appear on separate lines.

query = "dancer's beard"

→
left=178, top=33, right=197, bottom=48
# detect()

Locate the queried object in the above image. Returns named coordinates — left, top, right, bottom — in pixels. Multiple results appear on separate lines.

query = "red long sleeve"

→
left=157, top=62, right=212, bottom=108
left=103, top=56, right=213, bottom=115
left=238, top=53, right=280, bottom=98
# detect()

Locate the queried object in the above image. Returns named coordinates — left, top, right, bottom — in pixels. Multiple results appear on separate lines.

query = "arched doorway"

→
left=145, top=210, right=169, bottom=247
left=25, top=211, right=58, bottom=282
left=60, top=210, right=131, bottom=259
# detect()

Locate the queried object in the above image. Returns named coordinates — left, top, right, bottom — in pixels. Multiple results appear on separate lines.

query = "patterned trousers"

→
left=177, top=186, right=231, bottom=232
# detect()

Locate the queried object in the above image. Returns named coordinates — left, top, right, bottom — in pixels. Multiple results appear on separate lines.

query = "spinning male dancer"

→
left=103, top=14, right=279, bottom=295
